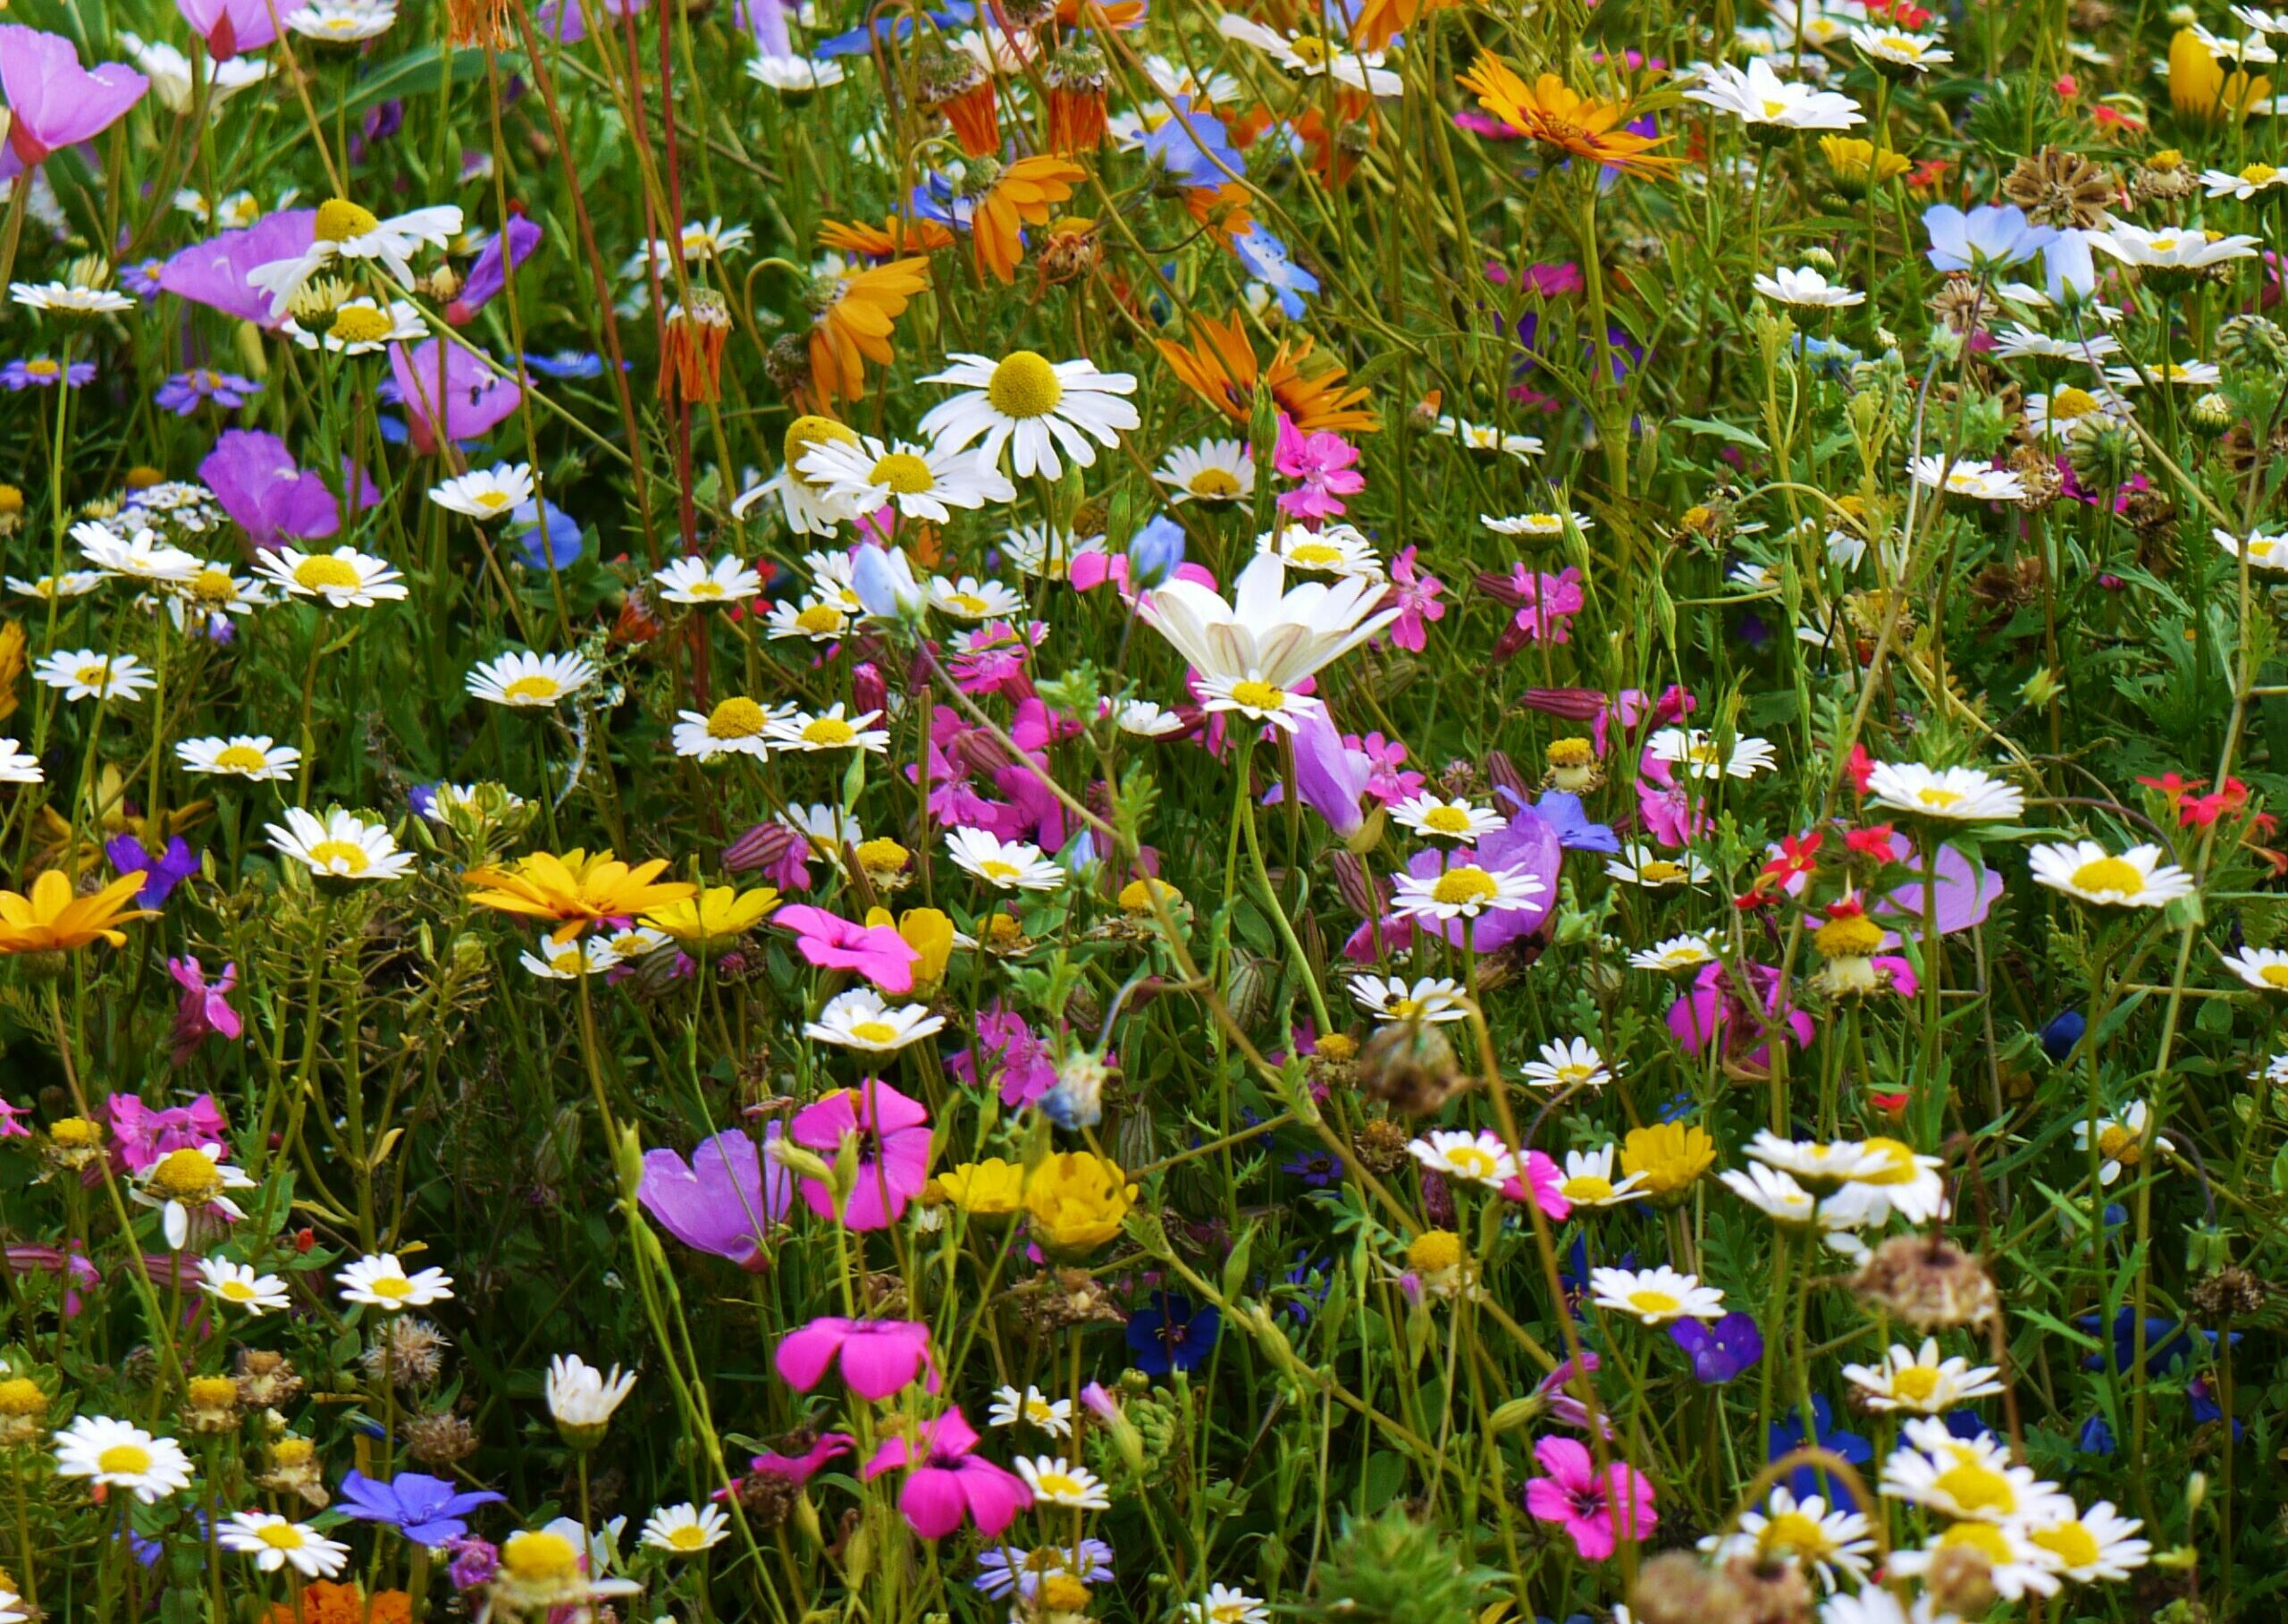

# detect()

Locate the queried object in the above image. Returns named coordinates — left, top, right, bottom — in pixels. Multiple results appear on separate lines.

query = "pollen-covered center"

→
left=707, top=697, right=767, bottom=739
left=869, top=452, right=936, bottom=493
left=314, top=198, right=383, bottom=241
left=987, top=350, right=1064, bottom=419
left=1431, top=866, right=1498, bottom=907
left=2069, top=856, right=2143, bottom=896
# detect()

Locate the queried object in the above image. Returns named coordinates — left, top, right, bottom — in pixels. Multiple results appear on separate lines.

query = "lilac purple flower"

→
left=156, top=368, right=261, bottom=416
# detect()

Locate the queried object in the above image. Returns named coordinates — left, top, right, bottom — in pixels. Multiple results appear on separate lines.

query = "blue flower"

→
left=1922, top=203, right=2055, bottom=272
left=813, top=0, right=972, bottom=55
left=2075, top=1309, right=2238, bottom=1376
left=2077, top=1412, right=2117, bottom=1456
left=1232, top=225, right=1318, bottom=318
left=523, top=349, right=608, bottom=380
left=1127, top=1291, right=1219, bottom=1375
left=2040, top=1008, right=2085, bottom=1062
left=513, top=500, right=584, bottom=570
left=1129, top=516, right=1187, bottom=587
left=336, top=1470, right=507, bottom=1547
left=1670, top=1311, right=1762, bottom=1384
left=1502, top=787, right=1619, bottom=853
left=1141, top=97, right=1245, bottom=189
left=1766, top=1395, right=1871, bottom=1509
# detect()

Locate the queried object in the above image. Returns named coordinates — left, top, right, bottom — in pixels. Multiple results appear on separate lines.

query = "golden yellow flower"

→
left=1407, top=1230, right=1462, bottom=1274
left=1620, top=1122, right=1716, bottom=1200
left=0, top=869, right=157, bottom=954
left=2172, top=29, right=2270, bottom=124
left=463, top=849, right=698, bottom=942
left=1022, top=1152, right=1136, bottom=1254
left=1117, top=877, right=1182, bottom=914
left=1457, top=53, right=1679, bottom=178
left=641, top=885, right=780, bottom=953
left=0, top=620, right=23, bottom=721
left=933, top=1157, right=1027, bottom=1216
left=1818, top=135, right=1913, bottom=195
left=868, top=905, right=954, bottom=989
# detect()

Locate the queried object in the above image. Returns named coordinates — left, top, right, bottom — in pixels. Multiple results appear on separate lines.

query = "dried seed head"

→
left=1851, top=1234, right=1999, bottom=1330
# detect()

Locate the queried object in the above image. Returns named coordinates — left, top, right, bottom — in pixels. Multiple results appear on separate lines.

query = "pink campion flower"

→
left=1635, top=749, right=1712, bottom=848
left=174, top=0, right=280, bottom=56
left=946, top=621, right=1046, bottom=696
left=773, top=905, right=920, bottom=994
left=387, top=340, right=523, bottom=454
left=1273, top=415, right=1365, bottom=519
left=946, top=1002, right=1057, bottom=1108
left=788, top=1078, right=932, bottom=1230
left=1383, top=546, right=1447, bottom=652
left=718, top=1433, right=854, bottom=1502
left=1667, top=962, right=1815, bottom=1072
left=1532, top=1355, right=1615, bottom=1439
left=0, top=26, right=147, bottom=172
left=1493, top=565, right=1585, bottom=652
left=862, top=1409, right=1032, bottom=1540
left=167, top=958, right=242, bottom=1064
left=1351, top=732, right=1424, bottom=804
left=1616, top=685, right=1695, bottom=732
left=1499, top=1149, right=1572, bottom=1222
left=775, top=1317, right=939, bottom=1399
left=107, top=1093, right=228, bottom=1175
left=0, top=1100, right=28, bottom=1138
left=1522, top=1435, right=1657, bottom=1559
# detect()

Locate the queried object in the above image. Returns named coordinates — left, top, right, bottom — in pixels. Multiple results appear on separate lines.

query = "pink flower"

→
left=1350, top=732, right=1424, bottom=805
left=167, top=958, right=241, bottom=1064
left=775, top=1317, right=939, bottom=1400
left=174, top=0, right=280, bottom=56
left=774, top=905, right=920, bottom=994
left=1492, top=565, right=1585, bottom=651
left=946, top=1003, right=1057, bottom=1107
left=0, top=1100, right=28, bottom=1139
left=1384, top=546, right=1447, bottom=652
left=1521, top=1435, right=1656, bottom=1559
left=1273, top=415, right=1365, bottom=519
left=862, top=1409, right=1032, bottom=1540
left=0, top=26, right=147, bottom=172
left=718, top=1433, right=854, bottom=1502
left=1499, top=1149, right=1571, bottom=1222
left=788, top=1078, right=932, bottom=1229
left=108, top=1092, right=228, bottom=1176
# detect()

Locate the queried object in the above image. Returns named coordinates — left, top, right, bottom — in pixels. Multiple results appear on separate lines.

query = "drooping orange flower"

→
left=1047, top=44, right=1111, bottom=155
left=1349, top=0, right=1454, bottom=51
left=659, top=290, right=731, bottom=408
left=971, top=156, right=1089, bottom=285
left=0, top=870, right=157, bottom=955
left=804, top=257, right=932, bottom=408
left=1154, top=309, right=1379, bottom=435
left=1183, top=181, right=1255, bottom=242
left=926, top=51, right=1002, bottom=157
left=816, top=216, right=955, bottom=260
left=463, top=849, right=698, bottom=943
left=1456, top=52, right=1679, bottom=178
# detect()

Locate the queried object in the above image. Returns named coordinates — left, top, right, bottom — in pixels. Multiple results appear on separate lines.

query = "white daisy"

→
left=1215, top=15, right=1401, bottom=95
left=1849, top=23, right=1953, bottom=71
left=1753, top=265, right=1867, bottom=307
left=10, top=281, right=138, bottom=315
left=252, top=544, right=408, bottom=608
left=1718, top=1162, right=1821, bottom=1226
left=265, top=807, right=415, bottom=882
left=519, top=936, right=622, bottom=979
left=1015, top=1456, right=1110, bottom=1510
left=336, top=1251, right=455, bottom=1310
left=1864, top=762, right=2023, bottom=821
left=284, top=295, right=426, bottom=354
left=1407, top=1128, right=1518, bottom=1191
left=2216, top=526, right=2288, bottom=570
left=2021, top=1501, right=2150, bottom=1582
left=429, top=462, right=536, bottom=522
left=671, top=695, right=787, bottom=762
left=2103, top=358, right=2223, bottom=390
left=762, top=703, right=890, bottom=754
left=197, top=1258, right=291, bottom=1314
left=1481, top=510, right=1591, bottom=540
left=1001, top=524, right=1108, bottom=580
left=944, top=827, right=1065, bottom=890
left=764, top=594, right=854, bottom=642
left=1390, top=860, right=1545, bottom=921
left=1589, top=1264, right=1726, bottom=1325
left=1821, top=1136, right=1950, bottom=1224
left=219, top=1511, right=350, bottom=1578
left=640, top=1502, right=731, bottom=1555
left=1552, top=1146, right=1647, bottom=1207
left=803, top=988, right=947, bottom=1051
left=73, top=522, right=202, bottom=582
left=1256, top=522, right=1384, bottom=581
left=916, top=350, right=1141, bottom=481
left=1191, top=669, right=1324, bottom=733
left=1629, top=934, right=1716, bottom=972
left=1140, top=552, right=1399, bottom=698
left=1155, top=438, right=1256, bottom=504
left=797, top=435, right=1017, bottom=525
left=8, top=570, right=105, bottom=600
left=2223, top=944, right=2288, bottom=992
left=1109, top=698, right=1186, bottom=737
left=545, top=1353, right=636, bottom=1428
left=1842, top=1339, right=2005, bottom=1414
left=2023, top=384, right=2124, bottom=442
left=248, top=198, right=463, bottom=316
left=1888, top=1520, right=2059, bottom=1600
left=467, top=650, right=598, bottom=709
left=285, top=2, right=399, bottom=42
left=131, top=1142, right=255, bottom=1249
left=2027, top=840, right=2195, bottom=908
left=34, top=650, right=155, bottom=702
left=1519, top=1037, right=1611, bottom=1091
left=0, top=740, right=41, bottom=785
left=747, top=54, right=846, bottom=89
left=653, top=555, right=763, bottom=605
left=1701, top=1486, right=1876, bottom=1592
left=1181, top=1585, right=1271, bottom=1624
left=1647, top=728, right=1778, bottom=780
left=1907, top=456, right=2025, bottom=501
left=1431, top=415, right=1542, bottom=459
left=178, top=735, right=301, bottom=781
left=928, top=575, right=1027, bottom=620
left=1347, top=973, right=1469, bottom=1024
left=52, top=1417, right=195, bottom=1502
left=988, top=1384, right=1074, bottom=1438
left=1603, top=844, right=1713, bottom=888
left=2073, top=1099, right=2172, bottom=1185
left=1389, top=795, right=1506, bottom=841
left=2090, top=220, right=2261, bottom=270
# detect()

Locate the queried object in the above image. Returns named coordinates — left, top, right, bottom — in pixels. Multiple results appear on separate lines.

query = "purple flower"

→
left=1282, top=1149, right=1341, bottom=1187
left=1670, top=1311, right=1762, bottom=1384
left=447, top=216, right=543, bottom=324
left=0, top=26, right=147, bottom=172
left=167, top=958, right=242, bottom=1063
left=1401, top=808, right=1560, bottom=954
left=443, top=1536, right=499, bottom=1591
left=946, top=1002, right=1056, bottom=1107
left=106, top=834, right=198, bottom=908
left=636, top=1125, right=792, bottom=1268
left=1287, top=705, right=1373, bottom=840
left=155, top=368, right=261, bottom=416
left=0, top=1099, right=29, bottom=1139
left=174, top=0, right=279, bottom=56
left=198, top=428, right=379, bottom=550
left=336, top=1470, right=507, bottom=1548
left=2, top=358, right=94, bottom=390
left=387, top=340, right=523, bottom=454
left=160, top=211, right=317, bottom=329
left=108, top=1093, right=228, bottom=1175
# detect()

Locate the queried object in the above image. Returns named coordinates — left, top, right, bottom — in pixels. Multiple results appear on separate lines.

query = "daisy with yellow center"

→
left=945, top=826, right=1066, bottom=890
left=1553, top=1145, right=1646, bottom=1207
left=219, top=1511, right=350, bottom=1578
left=928, top=575, right=1027, bottom=621
left=1603, top=843, right=1713, bottom=888
left=1888, top=1519, right=2060, bottom=1601
left=177, top=733, right=300, bottom=781
left=517, top=935, right=622, bottom=979
left=803, top=988, right=947, bottom=1051
left=1154, top=438, right=1256, bottom=504
left=653, top=555, right=763, bottom=605
left=1520, top=1036, right=1611, bottom=1090
left=2020, top=1501, right=2151, bottom=1582
left=2028, top=839, right=2195, bottom=908
left=335, top=1250, right=455, bottom=1310
left=1700, top=1486, right=1875, bottom=1592
left=765, top=593, right=855, bottom=642
left=466, top=650, right=599, bottom=710
left=988, top=1384, right=1075, bottom=1437
left=246, top=196, right=463, bottom=316
left=1842, top=1338, right=2005, bottom=1415
left=428, top=462, right=535, bottom=522
left=265, top=806, right=415, bottom=882
left=1390, top=794, right=1506, bottom=841
left=1390, top=858, right=1546, bottom=921
left=2073, top=1099, right=2171, bottom=1185
left=1347, top=973, right=1469, bottom=1025
left=52, top=1416, right=195, bottom=1502
left=1407, top=1128, right=1518, bottom=1191
left=917, top=349, right=1140, bottom=480
left=798, top=433, right=1016, bottom=524
left=1628, top=933, right=1716, bottom=972
left=2221, top=945, right=2288, bottom=992
left=196, top=1257, right=291, bottom=1313
left=640, top=1502, right=730, bottom=1556
left=33, top=649, right=156, bottom=702
left=671, top=695, right=790, bottom=762
left=1017, top=1456, right=1111, bottom=1510
left=1588, top=1263, right=1726, bottom=1325
left=763, top=703, right=890, bottom=754
left=132, top=1143, right=256, bottom=1249
left=1863, top=762, right=2024, bottom=822
left=252, top=544, right=408, bottom=607
left=1880, top=1418, right=2073, bottom=1527
left=1256, top=521, right=1385, bottom=581
left=2215, top=525, right=2288, bottom=570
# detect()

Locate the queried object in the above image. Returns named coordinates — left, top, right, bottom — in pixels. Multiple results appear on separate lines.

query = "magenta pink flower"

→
left=107, top=1092, right=228, bottom=1176
left=1273, top=415, right=1365, bottom=519
left=1499, top=1149, right=1571, bottom=1222
left=387, top=340, right=523, bottom=454
left=862, top=1409, right=1031, bottom=1540
left=775, top=1317, right=939, bottom=1400
left=773, top=905, right=920, bottom=994
left=167, top=958, right=241, bottom=1064
left=0, top=26, right=147, bottom=172
left=1495, top=565, right=1585, bottom=650
left=946, top=1003, right=1056, bottom=1107
left=174, top=0, right=279, bottom=56
left=788, top=1078, right=931, bottom=1230
left=1384, top=546, right=1447, bottom=652
left=0, top=1100, right=28, bottom=1139
left=718, top=1432, right=854, bottom=1502
left=1522, top=1435, right=1656, bottom=1559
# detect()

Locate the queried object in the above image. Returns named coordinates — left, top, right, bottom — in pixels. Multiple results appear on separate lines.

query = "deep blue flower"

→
left=523, top=349, right=608, bottom=380
left=1767, top=1395, right=1871, bottom=1509
left=814, top=0, right=972, bottom=55
left=2189, top=1375, right=2244, bottom=1438
left=2076, top=1309, right=2238, bottom=1376
left=1670, top=1311, right=1762, bottom=1384
left=106, top=834, right=200, bottom=908
left=1127, top=1292, right=1219, bottom=1376
left=2039, top=1008, right=2085, bottom=1062
left=336, top=1470, right=507, bottom=1547
left=2077, top=1413, right=2117, bottom=1455
left=1141, top=97, right=1245, bottom=189
left=1283, top=1150, right=1341, bottom=1188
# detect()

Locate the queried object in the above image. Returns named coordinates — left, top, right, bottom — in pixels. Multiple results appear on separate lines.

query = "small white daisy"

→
left=944, top=827, right=1066, bottom=890
left=219, top=1512, right=350, bottom=1578
left=336, top=1251, right=455, bottom=1310
left=640, top=1502, right=730, bottom=1555
left=1347, top=973, right=1469, bottom=1024
left=265, top=807, right=414, bottom=881
left=1015, top=1455, right=1110, bottom=1510
left=1588, top=1264, right=1726, bottom=1325
left=988, top=1384, right=1075, bottom=1438
left=1407, top=1128, right=1518, bottom=1191
left=2027, top=840, right=2194, bottom=908
left=763, top=703, right=890, bottom=754
left=1155, top=438, right=1256, bottom=504
left=803, top=988, right=947, bottom=1051
left=428, top=462, right=536, bottom=522
left=253, top=544, right=408, bottom=608
left=1519, top=1037, right=1611, bottom=1090
left=653, top=555, right=763, bottom=605
left=1389, top=795, right=1506, bottom=841
left=177, top=736, right=301, bottom=781
left=35, top=650, right=155, bottom=702
left=467, top=650, right=598, bottom=709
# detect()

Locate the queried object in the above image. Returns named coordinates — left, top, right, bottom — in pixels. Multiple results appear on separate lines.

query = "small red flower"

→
left=1845, top=824, right=1896, bottom=859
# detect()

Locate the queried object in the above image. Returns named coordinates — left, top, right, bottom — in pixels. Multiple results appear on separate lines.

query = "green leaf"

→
left=1667, top=416, right=1770, bottom=451
left=261, top=47, right=507, bottom=168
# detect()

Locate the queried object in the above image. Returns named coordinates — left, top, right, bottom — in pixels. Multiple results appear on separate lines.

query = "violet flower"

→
left=156, top=368, right=261, bottom=416
left=0, top=26, right=147, bottom=172
left=336, top=1470, right=507, bottom=1547
left=160, top=211, right=316, bottom=328
left=946, top=1001, right=1056, bottom=1107
left=1399, top=805, right=1560, bottom=953
left=387, top=340, right=523, bottom=454
left=167, top=958, right=241, bottom=1063
left=636, top=1125, right=792, bottom=1268
left=1, top=358, right=94, bottom=389
left=447, top=216, right=543, bottom=325
left=1671, top=1311, right=1763, bottom=1383
left=198, top=428, right=379, bottom=550
left=106, top=833, right=198, bottom=907
left=1287, top=705, right=1372, bottom=840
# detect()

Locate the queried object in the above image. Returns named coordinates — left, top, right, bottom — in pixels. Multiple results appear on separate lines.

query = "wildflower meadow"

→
left=4, top=0, right=2288, bottom=1619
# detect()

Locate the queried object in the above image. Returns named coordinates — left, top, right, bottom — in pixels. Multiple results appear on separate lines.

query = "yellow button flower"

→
left=1022, top=1152, right=1136, bottom=1254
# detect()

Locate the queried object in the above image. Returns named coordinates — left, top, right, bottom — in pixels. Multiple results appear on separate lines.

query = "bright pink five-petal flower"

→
left=774, top=904, right=920, bottom=993
left=788, top=1077, right=932, bottom=1230
left=1521, top=1435, right=1656, bottom=1560
left=774, top=1316, right=939, bottom=1400
left=0, top=26, right=147, bottom=171
left=861, top=1409, right=1032, bottom=1540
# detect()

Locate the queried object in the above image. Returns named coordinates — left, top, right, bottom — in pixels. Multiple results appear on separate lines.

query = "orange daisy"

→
left=1350, top=0, right=1454, bottom=51
left=817, top=216, right=956, bottom=259
left=1183, top=181, right=1255, bottom=242
left=971, top=156, right=1089, bottom=285
left=1456, top=52, right=1679, bottom=178
left=1154, top=309, right=1379, bottom=435
left=1054, top=0, right=1146, bottom=26
left=805, top=257, right=932, bottom=408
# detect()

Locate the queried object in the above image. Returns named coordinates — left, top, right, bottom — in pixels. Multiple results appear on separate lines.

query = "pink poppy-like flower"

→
left=775, top=1317, right=939, bottom=1400
left=774, top=905, right=921, bottom=994
left=1522, top=1435, right=1656, bottom=1559
left=1384, top=546, right=1447, bottom=652
left=0, top=26, right=147, bottom=172
left=1667, top=962, right=1814, bottom=1071
left=788, top=1077, right=932, bottom=1229
left=862, top=1409, right=1031, bottom=1540
left=1499, top=1149, right=1572, bottom=1222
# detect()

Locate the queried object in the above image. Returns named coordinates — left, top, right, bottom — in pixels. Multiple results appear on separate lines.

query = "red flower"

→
left=1845, top=824, right=1896, bottom=859
left=1845, top=745, right=1874, bottom=796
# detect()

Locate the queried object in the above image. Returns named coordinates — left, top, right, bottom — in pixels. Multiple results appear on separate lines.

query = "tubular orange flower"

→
left=971, top=156, right=1089, bottom=285
left=1047, top=45, right=1111, bottom=154
left=816, top=217, right=955, bottom=260
left=1154, top=309, right=1379, bottom=434
left=0, top=869, right=157, bottom=954
left=804, top=257, right=932, bottom=408
left=463, top=850, right=698, bottom=942
left=659, top=290, right=732, bottom=408
left=1456, top=52, right=1680, bottom=178
left=928, top=53, right=1003, bottom=158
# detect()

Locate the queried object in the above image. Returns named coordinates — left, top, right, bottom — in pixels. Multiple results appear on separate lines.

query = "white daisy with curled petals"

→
left=428, top=462, right=535, bottom=522
left=917, top=350, right=1140, bottom=481
left=467, top=650, right=597, bottom=710
left=799, top=434, right=1016, bottom=524
left=653, top=555, right=763, bottom=605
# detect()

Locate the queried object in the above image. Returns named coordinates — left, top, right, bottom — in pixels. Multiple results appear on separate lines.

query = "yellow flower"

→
left=1022, top=1152, right=1136, bottom=1254
left=1457, top=53, right=1679, bottom=178
left=1117, top=877, right=1182, bottom=914
left=0, top=620, right=23, bottom=721
left=465, top=849, right=698, bottom=942
left=1818, top=135, right=1912, bottom=195
left=642, top=885, right=780, bottom=953
left=2172, top=28, right=2270, bottom=124
left=0, top=869, right=157, bottom=954
left=1620, top=1123, right=1716, bottom=1200
left=1407, top=1230, right=1462, bottom=1274
left=869, top=905, right=953, bottom=989
left=934, top=1157, right=1026, bottom=1216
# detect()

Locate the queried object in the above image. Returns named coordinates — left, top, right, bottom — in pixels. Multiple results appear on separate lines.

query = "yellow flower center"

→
left=795, top=603, right=845, bottom=635
left=1854, top=1138, right=1918, bottom=1185
left=2026, top=1519, right=2101, bottom=1569
left=258, top=1523, right=307, bottom=1550
left=149, top=1149, right=223, bottom=1201
left=1228, top=679, right=1284, bottom=711
left=857, top=837, right=909, bottom=872
left=946, top=593, right=989, bottom=614
left=2069, top=856, right=2144, bottom=896
left=1289, top=541, right=1342, bottom=566
left=1406, top=1231, right=1462, bottom=1272
left=1930, top=1461, right=2015, bottom=1516
left=189, top=1376, right=239, bottom=1409
left=1549, top=738, right=1594, bottom=767
left=848, top=1020, right=899, bottom=1044
left=1937, top=1519, right=2016, bottom=1560
left=331, top=306, right=394, bottom=344
left=785, top=415, right=860, bottom=491
left=365, top=1274, right=415, bottom=1300
left=1430, top=866, right=1497, bottom=906
left=97, top=1443, right=154, bottom=1476
left=667, top=1524, right=711, bottom=1551
left=869, top=452, right=936, bottom=493
left=2263, top=964, right=2288, bottom=989
left=214, top=745, right=269, bottom=772
left=25, top=361, right=60, bottom=380
left=2096, top=1123, right=2142, bottom=1164
left=1639, top=860, right=1686, bottom=882
left=980, top=859, right=1022, bottom=881
left=1188, top=468, right=1242, bottom=499
left=802, top=716, right=857, bottom=747
left=1034, top=1471, right=1085, bottom=1498
left=1891, top=1365, right=1940, bottom=1401
left=1287, top=32, right=1333, bottom=66
left=74, top=664, right=109, bottom=686
left=307, top=839, right=372, bottom=874
left=501, top=1531, right=581, bottom=1581
left=2243, top=163, right=2279, bottom=184
left=293, top=556, right=363, bottom=592
left=1628, top=1290, right=1681, bottom=1317
left=188, top=569, right=238, bottom=603
left=707, top=697, right=767, bottom=738
left=1444, top=1145, right=1497, bottom=1179
left=313, top=198, right=382, bottom=242
left=220, top=1279, right=258, bottom=1301
left=1916, top=787, right=1967, bottom=811
left=1562, top=1175, right=1615, bottom=1201
left=2050, top=386, right=2099, bottom=419
left=1391, top=997, right=1425, bottom=1018
left=1761, top=98, right=1792, bottom=118
left=502, top=675, right=562, bottom=703
left=1878, top=32, right=1921, bottom=53
left=986, top=350, right=1064, bottom=419
left=0, top=1379, right=42, bottom=1417
left=1761, top=1510, right=1834, bottom=1560
left=685, top=580, right=724, bottom=598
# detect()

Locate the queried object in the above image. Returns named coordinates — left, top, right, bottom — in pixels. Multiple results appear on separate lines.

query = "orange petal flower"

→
left=816, top=217, right=956, bottom=259
left=1456, top=52, right=1679, bottom=178
left=463, top=849, right=699, bottom=942
left=1154, top=309, right=1379, bottom=435
left=805, top=257, right=932, bottom=408
left=1349, top=0, right=1453, bottom=51
left=972, top=156, right=1088, bottom=285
